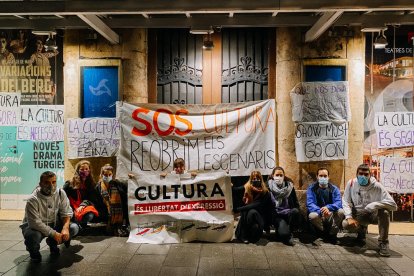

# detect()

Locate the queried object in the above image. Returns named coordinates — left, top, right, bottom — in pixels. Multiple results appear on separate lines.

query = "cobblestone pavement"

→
left=1, top=221, right=413, bottom=276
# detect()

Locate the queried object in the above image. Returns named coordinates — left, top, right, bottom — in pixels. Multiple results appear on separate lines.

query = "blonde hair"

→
left=70, top=160, right=94, bottom=188
left=99, top=163, right=114, bottom=181
left=244, top=171, right=268, bottom=196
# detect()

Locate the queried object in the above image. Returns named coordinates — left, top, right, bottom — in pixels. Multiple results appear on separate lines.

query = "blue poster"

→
left=81, top=66, right=119, bottom=118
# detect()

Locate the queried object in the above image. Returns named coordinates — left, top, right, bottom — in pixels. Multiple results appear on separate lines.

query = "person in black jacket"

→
left=234, top=171, right=274, bottom=244
left=268, top=166, right=301, bottom=246
left=63, top=160, right=100, bottom=228
left=95, top=164, right=129, bottom=236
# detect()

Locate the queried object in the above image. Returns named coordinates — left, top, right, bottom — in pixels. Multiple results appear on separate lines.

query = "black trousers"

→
left=236, top=209, right=264, bottom=243
left=273, top=208, right=301, bottom=241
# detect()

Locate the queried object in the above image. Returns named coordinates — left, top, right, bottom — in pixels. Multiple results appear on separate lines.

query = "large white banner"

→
left=375, top=112, right=414, bottom=149
left=127, top=172, right=233, bottom=244
left=0, top=92, right=20, bottom=126
left=117, top=100, right=275, bottom=176
left=294, top=122, right=348, bottom=162
left=290, top=81, right=351, bottom=123
left=380, top=157, right=414, bottom=193
left=67, top=118, right=121, bottom=159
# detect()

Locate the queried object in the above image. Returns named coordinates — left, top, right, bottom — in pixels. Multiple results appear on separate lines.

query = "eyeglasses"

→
left=274, top=174, right=283, bottom=177
left=358, top=172, right=370, bottom=177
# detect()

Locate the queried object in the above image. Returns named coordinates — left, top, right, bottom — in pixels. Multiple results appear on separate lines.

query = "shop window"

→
left=304, top=65, right=346, bottom=82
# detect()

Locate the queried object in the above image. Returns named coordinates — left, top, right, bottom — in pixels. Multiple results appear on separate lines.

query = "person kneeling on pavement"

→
left=268, top=166, right=301, bottom=246
left=306, top=167, right=344, bottom=243
left=342, top=164, right=397, bottom=257
left=20, top=171, right=79, bottom=263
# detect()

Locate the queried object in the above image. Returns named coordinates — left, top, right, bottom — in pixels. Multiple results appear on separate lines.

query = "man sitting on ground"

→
left=20, top=171, right=79, bottom=263
left=307, top=167, right=344, bottom=243
left=342, top=164, right=397, bottom=257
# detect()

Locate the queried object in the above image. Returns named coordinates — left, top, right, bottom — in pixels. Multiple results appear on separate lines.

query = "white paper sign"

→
left=375, top=112, right=414, bottom=149
left=380, top=157, right=414, bottom=193
left=67, top=117, right=121, bottom=158
left=0, top=92, right=21, bottom=125
left=294, top=122, right=348, bottom=162
left=117, top=100, right=276, bottom=176
left=127, top=172, right=233, bottom=244
left=290, top=81, right=351, bottom=123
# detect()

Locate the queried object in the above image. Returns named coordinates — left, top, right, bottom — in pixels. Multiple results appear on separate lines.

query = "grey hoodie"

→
left=342, top=176, right=397, bottom=219
left=21, top=187, right=73, bottom=237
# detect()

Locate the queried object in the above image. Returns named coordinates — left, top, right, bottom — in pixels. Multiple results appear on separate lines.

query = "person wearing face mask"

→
left=268, top=166, right=300, bottom=246
left=20, top=171, right=79, bottom=263
left=306, top=167, right=344, bottom=243
left=95, top=164, right=129, bottom=236
left=63, top=160, right=100, bottom=229
left=342, top=164, right=397, bottom=257
left=234, top=171, right=274, bottom=244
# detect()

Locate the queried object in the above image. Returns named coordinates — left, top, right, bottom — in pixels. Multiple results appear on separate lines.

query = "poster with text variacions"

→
left=127, top=172, right=233, bottom=244
left=0, top=29, right=63, bottom=105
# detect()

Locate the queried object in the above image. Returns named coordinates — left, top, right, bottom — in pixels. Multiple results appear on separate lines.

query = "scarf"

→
left=100, top=181, right=123, bottom=225
left=269, top=180, right=293, bottom=207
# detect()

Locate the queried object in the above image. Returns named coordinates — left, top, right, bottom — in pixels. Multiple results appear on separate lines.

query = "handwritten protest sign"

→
left=67, top=117, right=120, bottom=158
left=117, top=100, right=276, bottom=176
left=20, top=105, right=64, bottom=124
left=290, top=81, right=351, bottom=123
left=127, top=172, right=233, bottom=244
left=0, top=92, right=20, bottom=125
left=375, top=112, right=414, bottom=149
left=380, top=157, right=414, bottom=193
left=294, top=122, right=348, bottom=162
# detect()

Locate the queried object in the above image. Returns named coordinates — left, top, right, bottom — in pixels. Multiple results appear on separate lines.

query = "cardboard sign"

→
left=380, top=157, right=414, bottom=194
left=375, top=112, right=414, bottom=149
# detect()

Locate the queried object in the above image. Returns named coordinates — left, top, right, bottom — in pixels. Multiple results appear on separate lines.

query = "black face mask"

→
left=251, top=180, right=262, bottom=188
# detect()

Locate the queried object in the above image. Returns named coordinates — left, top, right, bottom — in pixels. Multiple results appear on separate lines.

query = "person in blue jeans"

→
left=20, top=171, right=79, bottom=263
left=306, top=167, right=344, bottom=242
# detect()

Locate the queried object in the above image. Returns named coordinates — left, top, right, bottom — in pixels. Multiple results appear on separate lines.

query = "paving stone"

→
left=81, top=262, right=127, bottom=276
left=233, top=246, right=269, bottom=270
left=197, top=268, right=234, bottom=276
left=136, top=244, right=170, bottom=255
left=199, top=255, right=233, bottom=270
left=122, top=254, right=165, bottom=276
left=200, top=243, right=233, bottom=257
left=164, top=244, right=200, bottom=267
left=234, top=268, right=272, bottom=276
left=159, top=266, right=198, bottom=276
left=0, top=250, right=29, bottom=273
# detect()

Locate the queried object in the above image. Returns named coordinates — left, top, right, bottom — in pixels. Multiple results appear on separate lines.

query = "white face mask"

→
left=274, top=176, right=284, bottom=187
left=102, top=176, right=112, bottom=183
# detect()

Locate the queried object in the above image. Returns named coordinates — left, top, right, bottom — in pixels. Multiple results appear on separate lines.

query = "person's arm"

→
left=236, top=200, right=262, bottom=212
left=326, top=185, right=342, bottom=212
left=342, top=180, right=353, bottom=219
left=25, top=200, right=56, bottom=238
left=60, top=216, right=70, bottom=242
left=365, top=184, right=398, bottom=211
left=291, top=187, right=300, bottom=209
left=306, top=185, right=321, bottom=215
